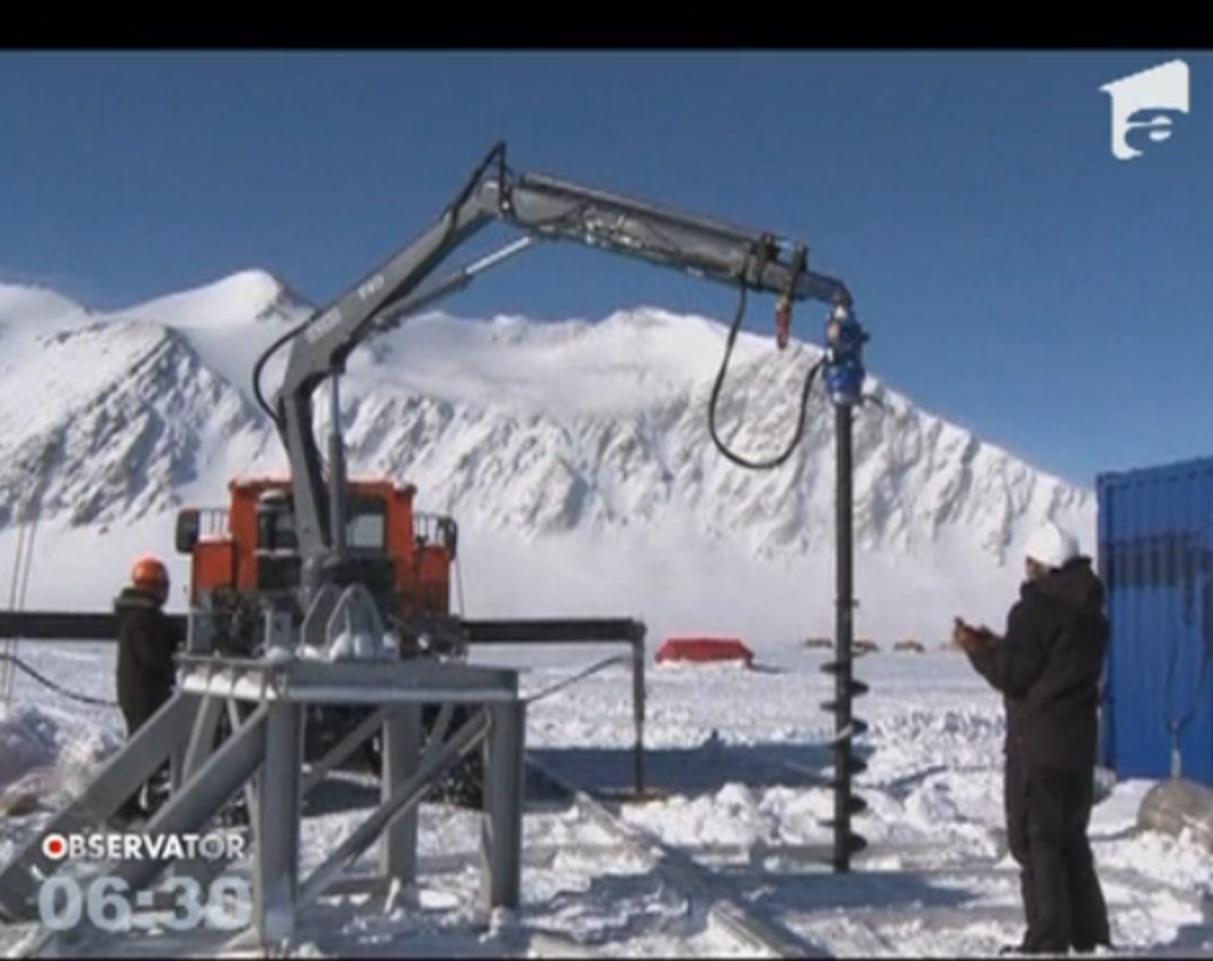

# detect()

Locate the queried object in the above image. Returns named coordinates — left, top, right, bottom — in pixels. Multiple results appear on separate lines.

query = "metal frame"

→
left=456, top=618, right=648, bottom=794
left=0, top=621, right=526, bottom=955
left=0, top=612, right=649, bottom=794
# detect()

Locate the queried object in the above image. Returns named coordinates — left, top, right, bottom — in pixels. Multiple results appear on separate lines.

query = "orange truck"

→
left=174, top=475, right=462, bottom=657
left=173, top=474, right=472, bottom=789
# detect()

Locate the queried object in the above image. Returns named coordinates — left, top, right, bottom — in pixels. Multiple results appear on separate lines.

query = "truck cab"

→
left=174, top=476, right=460, bottom=654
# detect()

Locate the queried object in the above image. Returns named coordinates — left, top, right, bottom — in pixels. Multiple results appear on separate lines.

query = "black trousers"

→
left=1005, top=753, right=1111, bottom=953
left=118, top=700, right=171, bottom=818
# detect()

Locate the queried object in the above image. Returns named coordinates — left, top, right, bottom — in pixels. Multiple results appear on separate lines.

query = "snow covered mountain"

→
left=0, top=271, right=1093, bottom=644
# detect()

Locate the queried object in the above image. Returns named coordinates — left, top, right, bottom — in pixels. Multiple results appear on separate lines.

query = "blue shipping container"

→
left=1097, top=456, right=1213, bottom=786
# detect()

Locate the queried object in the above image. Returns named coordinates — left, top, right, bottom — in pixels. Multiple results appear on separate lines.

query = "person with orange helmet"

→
left=113, top=554, right=182, bottom=823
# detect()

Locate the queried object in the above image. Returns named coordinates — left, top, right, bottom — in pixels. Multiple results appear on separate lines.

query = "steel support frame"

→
left=0, top=648, right=526, bottom=954
left=481, top=700, right=527, bottom=910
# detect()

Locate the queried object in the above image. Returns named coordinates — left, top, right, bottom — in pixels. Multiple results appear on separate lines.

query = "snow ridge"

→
left=0, top=272, right=1092, bottom=568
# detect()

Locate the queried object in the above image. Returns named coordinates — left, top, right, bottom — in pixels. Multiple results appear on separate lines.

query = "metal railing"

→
left=413, top=512, right=457, bottom=553
left=197, top=508, right=231, bottom=539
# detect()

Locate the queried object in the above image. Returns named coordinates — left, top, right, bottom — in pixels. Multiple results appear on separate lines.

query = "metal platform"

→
left=0, top=597, right=529, bottom=956
left=175, top=652, right=521, bottom=704
left=0, top=609, right=648, bottom=792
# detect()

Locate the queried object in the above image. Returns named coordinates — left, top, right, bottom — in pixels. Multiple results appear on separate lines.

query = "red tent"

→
left=655, top=636, right=754, bottom=667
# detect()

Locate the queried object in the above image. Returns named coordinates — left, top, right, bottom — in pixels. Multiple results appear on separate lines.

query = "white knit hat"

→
left=1024, top=521, right=1080, bottom=569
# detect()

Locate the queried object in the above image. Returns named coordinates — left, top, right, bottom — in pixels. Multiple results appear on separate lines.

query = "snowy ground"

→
left=0, top=641, right=1211, bottom=957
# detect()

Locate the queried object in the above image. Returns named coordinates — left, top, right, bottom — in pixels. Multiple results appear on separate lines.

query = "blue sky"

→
left=1, top=51, right=1209, bottom=489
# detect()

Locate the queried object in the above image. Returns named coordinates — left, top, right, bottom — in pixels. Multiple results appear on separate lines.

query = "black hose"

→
left=252, top=142, right=514, bottom=433
left=0, top=652, right=118, bottom=708
left=449, top=141, right=509, bottom=219
left=252, top=315, right=313, bottom=431
left=708, top=283, right=823, bottom=471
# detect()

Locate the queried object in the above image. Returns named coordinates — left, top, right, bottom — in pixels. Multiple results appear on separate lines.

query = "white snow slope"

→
left=0, top=271, right=1091, bottom=644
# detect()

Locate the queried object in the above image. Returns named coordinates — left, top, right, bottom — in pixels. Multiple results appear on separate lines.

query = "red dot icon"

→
left=42, top=835, right=67, bottom=861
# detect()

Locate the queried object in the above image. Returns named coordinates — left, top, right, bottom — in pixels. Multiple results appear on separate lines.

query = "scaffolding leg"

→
left=299, top=708, right=490, bottom=910
left=302, top=708, right=384, bottom=794
left=108, top=703, right=268, bottom=895
left=228, top=699, right=260, bottom=826
left=179, top=693, right=226, bottom=787
left=168, top=694, right=227, bottom=883
left=481, top=700, right=526, bottom=912
left=28, top=704, right=269, bottom=958
left=255, top=700, right=302, bottom=946
left=380, top=705, right=422, bottom=889
left=166, top=698, right=261, bottom=896
left=0, top=692, right=200, bottom=922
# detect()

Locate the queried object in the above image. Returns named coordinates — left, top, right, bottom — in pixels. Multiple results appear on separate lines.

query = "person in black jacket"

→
left=955, top=521, right=1112, bottom=956
left=114, top=555, right=182, bottom=821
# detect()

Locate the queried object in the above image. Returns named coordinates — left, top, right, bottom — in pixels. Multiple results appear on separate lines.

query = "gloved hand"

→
left=952, top=617, right=995, bottom=652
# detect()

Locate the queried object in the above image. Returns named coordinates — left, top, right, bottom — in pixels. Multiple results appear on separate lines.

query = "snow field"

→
left=0, top=643, right=1209, bottom=957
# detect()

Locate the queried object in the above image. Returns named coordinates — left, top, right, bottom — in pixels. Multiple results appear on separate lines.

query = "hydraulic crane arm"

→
left=267, top=143, right=852, bottom=598
left=495, top=171, right=850, bottom=304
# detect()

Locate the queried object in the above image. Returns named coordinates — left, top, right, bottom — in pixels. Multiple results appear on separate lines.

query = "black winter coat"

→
left=966, top=557, right=1109, bottom=773
left=114, top=587, right=182, bottom=732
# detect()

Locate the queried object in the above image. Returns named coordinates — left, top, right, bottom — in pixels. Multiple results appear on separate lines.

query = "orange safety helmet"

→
left=131, top=554, right=169, bottom=592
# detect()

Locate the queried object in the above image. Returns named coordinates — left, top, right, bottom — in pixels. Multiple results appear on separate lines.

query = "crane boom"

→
left=266, top=143, right=853, bottom=605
